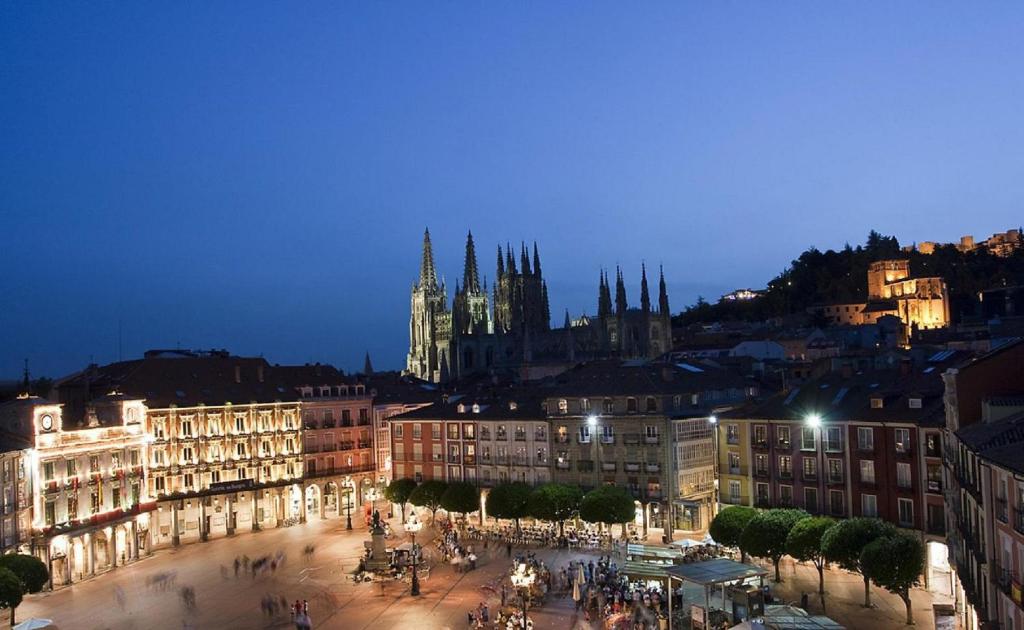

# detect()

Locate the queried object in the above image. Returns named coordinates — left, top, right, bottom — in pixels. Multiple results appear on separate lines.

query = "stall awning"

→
left=665, top=558, right=767, bottom=586
left=626, top=543, right=681, bottom=561
left=621, top=561, right=670, bottom=580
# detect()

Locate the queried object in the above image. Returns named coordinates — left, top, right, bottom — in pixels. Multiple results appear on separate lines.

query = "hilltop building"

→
left=406, top=229, right=672, bottom=382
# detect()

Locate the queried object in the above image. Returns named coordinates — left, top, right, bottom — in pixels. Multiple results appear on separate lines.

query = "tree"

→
left=0, top=554, right=46, bottom=625
left=786, top=517, right=835, bottom=600
left=709, top=506, right=756, bottom=561
left=0, top=567, right=23, bottom=626
left=739, top=508, right=809, bottom=582
left=409, top=480, right=447, bottom=522
left=383, top=478, right=417, bottom=522
left=440, top=481, right=480, bottom=520
left=821, top=517, right=895, bottom=608
left=861, top=532, right=925, bottom=625
left=487, top=482, right=533, bottom=532
left=528, top=483, right=583, bottom=534
left=579, top=485, right=636, bottom=533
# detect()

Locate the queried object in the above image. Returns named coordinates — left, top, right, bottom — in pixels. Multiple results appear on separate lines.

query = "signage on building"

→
left=209, top=479, right=255, bottom=493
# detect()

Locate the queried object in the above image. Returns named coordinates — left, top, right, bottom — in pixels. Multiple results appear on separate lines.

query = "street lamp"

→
left=405, top=514, right=422, bottom=596
left=345, top=486, right=354, bottom=531
left=509, top=561, right=536, bottom=621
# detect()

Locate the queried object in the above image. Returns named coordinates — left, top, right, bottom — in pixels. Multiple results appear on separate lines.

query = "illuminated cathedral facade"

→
left=406, top=229, right=672, bottom=382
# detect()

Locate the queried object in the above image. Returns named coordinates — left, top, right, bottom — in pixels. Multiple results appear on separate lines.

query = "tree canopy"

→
left=440, top=481, right=480, bottom=517
left=861, top=532, right=925, bottom=625
left=0, top=568, right=23, bottom=626
left=821, top=517, right=896, bottom=607
left=408, top=480, right=447, bottom=521
left=487, top=482, right=533, bottom=530
left=383, top=478, right=418, bottom=521
left=0, top=555, right=47, bottom=595
left=786, top=516, right=835, bottom=597
left=579, top=485, right=635, bottom=527
left=739, top=508, right=809, bottom=582
left=529, top=483, right=583, bottom=532
left=709, top=506, right=756, bottom=551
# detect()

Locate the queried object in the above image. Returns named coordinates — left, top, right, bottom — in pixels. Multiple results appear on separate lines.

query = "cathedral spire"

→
left=640, top=262, right=651, bottom=313
left=419, top=228, right=438, bottom=290
left=520, top=242, right=531, bottom=275
left=615, top=266, right=627, bottom=315
left=564, top=309, right=571, bottom=329
left=507, top=243, right=517, bottom=275
left=598, top=269, right=612, bottom=317
left=532, top=242, right=542, bottom=278
left=541, top=280, right=550, bottom=327
left=496, top=245, right=505, bottom=278
left=363, top=352, right=374, bottom=375
left=462, top=231, right=481, bottom=293
left=658, top=265, right=670, bottom=315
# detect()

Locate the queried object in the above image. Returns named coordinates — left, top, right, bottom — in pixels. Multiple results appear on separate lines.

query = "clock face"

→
left=40, top=414, right=53, bottom=431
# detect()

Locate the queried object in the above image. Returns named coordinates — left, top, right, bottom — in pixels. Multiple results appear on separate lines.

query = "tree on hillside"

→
left=440, top=481, right=480, bottom=521
left=739, top=508, right=809, bottom=582
left=409, top=480, right=447, bottom=522
left=860, top=532, right=925, bottom=625
left=528, top=483, right=583, bottom=535
left=579, top=485, right=636, bottom=534
left=709, top=506, right=756, bottom=562
left=487, top=482, right=533, bottom=532
left=384, top=478, right=417, bottom=522
left=786, top=517, right=835, bottom=601
left=821, top=517, right=895, bottom=608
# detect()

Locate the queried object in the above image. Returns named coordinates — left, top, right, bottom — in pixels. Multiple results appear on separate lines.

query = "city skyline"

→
left=5, top=4, right=1024, bottom=377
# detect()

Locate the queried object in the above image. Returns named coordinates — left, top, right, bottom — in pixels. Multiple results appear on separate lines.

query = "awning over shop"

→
left=665, top=558, right=767, bottom=586
left=626, top=543, right=681, bottom=562
left=620, top=561, right=670, bottom=580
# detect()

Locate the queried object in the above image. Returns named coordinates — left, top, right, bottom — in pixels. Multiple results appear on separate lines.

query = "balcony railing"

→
left=824, top=441, right=844, bottom=453
left=600, top=436, right=615, bottom=445
left=448, top=454, right=461, bottom=464
left=996, top=565, right=1015, bottom=596
left=601, top=462, right=617, bottom=472
left=752, top=439, right=769, bottom=450
left=645, top=463, right=660, bottom=473
left=827, top=473, right=844, bottom=485
left=726, top=435, right=740, bottom=445
left=624, top=462, right=641, bottom=472
left=779, top=470, right=793, bottom=480
left=801, top=471, right=818, bottom=482
left=776, top=440, right=792, bottom=451
left=895, top=445, right=913, bottom=457
left=644, top=436, right=660, bottom=445
left=927, top=479, right=943, bottom=494
left=723, top=495, right=749, bottom=506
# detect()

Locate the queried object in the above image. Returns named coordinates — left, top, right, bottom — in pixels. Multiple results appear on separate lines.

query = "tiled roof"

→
left=537, top=359, right=755, bottom=398
left=390, top=392, right=545, bottom=421
left=956, top=411, right=1024, bottom=475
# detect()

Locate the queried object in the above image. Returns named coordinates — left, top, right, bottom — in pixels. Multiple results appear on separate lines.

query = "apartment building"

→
left=545, top=359, right=757, bottom=537
left=367, top=373, right=439, bottom=483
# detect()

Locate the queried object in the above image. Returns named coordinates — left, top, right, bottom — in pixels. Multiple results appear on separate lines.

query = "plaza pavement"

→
left=16, top=516, right=947, bottom=630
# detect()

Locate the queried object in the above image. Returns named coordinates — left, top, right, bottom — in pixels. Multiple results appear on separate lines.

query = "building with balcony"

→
left=53, top=351, right=305, bottom=549
left=0, top=392, right=155, bottom=588
left=285, top=366, right=376, bottom=523
left=544, top=359, right=757, bottom=538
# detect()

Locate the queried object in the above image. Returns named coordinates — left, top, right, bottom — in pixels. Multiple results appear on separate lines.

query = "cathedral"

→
left=406, top=229, right=672, bottom=382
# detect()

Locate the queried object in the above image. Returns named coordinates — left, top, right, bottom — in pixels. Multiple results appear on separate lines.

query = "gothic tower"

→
left=453, top=231, right=492, bottom=335
left=406, top=228, right=452, bottom=382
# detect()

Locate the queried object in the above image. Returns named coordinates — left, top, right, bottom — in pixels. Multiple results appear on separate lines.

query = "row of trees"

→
left=0, top=553, right=49, bottom=624
left=383, top=479, right=637, bottom=532
left=710, top=506, right=924, bottom=624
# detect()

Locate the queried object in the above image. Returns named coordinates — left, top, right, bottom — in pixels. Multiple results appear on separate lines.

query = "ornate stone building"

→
left=406, top=229, right=673, bottom=382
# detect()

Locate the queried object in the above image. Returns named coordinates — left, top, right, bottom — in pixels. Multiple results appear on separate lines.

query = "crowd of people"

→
left=465, top=523, right=640, bottom=551
left=232, top=551, right=288, bottom=579
left=565, top=555, right=667, bottom=630
left=439, top=522, right=479, bottom=572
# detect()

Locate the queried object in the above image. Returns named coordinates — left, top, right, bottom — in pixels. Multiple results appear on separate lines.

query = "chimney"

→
left=257, top=364, right=264, bottom=383
left=234, top=365, right=241, bottom=383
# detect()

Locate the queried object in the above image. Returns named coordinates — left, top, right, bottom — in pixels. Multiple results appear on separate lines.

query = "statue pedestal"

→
left=365, top=525, right=390, bottom=573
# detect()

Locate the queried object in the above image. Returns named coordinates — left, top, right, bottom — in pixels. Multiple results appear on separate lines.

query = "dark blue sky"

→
left=3, top=4, right=1024, bottom=378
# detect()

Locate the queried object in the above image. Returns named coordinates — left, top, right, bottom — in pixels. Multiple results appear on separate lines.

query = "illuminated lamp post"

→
left=405, top=514, right=422, bottom=596
left=510, top=561, right=536, bottom=621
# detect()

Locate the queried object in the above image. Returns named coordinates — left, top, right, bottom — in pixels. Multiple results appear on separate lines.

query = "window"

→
left=129, top=449, right=140, bottom=466
left=601, top=425, right=614, bottom=443
left=802, top=457, right=817, bottom=479
left=234, top=416, right=246, bottom=433
left=557, top=399, right=568, bottom=414
left=359, top=409, right=368, bottom=423
left=859, top=460, right=875, bottom=484
left=555, top=426, right=567, bottom=443
left=394, top=424, right=404, bottom=438
left=673, top=395, right=682, bottom=410
left=777, top=426, right=791, bottom=447
left=726, top=424, right=739, bottom=445
left=801, top=427, right=816, bottom=451
left=182, top=446, right=194, bottom=463
left=779, top=456, right=792, bottom=475
left=448, top=424, right=460, bottom=440
left=829, top=490, right=844, bottom=515
left=431, top=424, right=441, bottom=439
left=154, top=476, right=166, bottom=492
left=862, top=494, right=878, bottom=517
left=755, top=454, right=768, bottom=474
left=90, top=455, right=100, bottom=472
left=857, top=427, right=874, bottom=451
left=342, top=409, right=352, bottom=425
left=779, top=485, right=793, bottom=506
left=828, top=458, right=843, bottom=482
left=66, top=459, right=77, bottom=477
left=480, top=425, right=491, bottom=440
left=894, top=428, right=911, bottom=453
left=515, top=425, right=527, bottom=441
left=236, top=442, right=247, bottom=457
left=581, top=398, right=591, bottom=412
left=496, top=425, right=508, bottom=440
left=67, top=495, right=78, bottom=521
left=728, top=480, right=741, bottom=500
left=534, top=425, right=546, bottom=441
left=322, top=409, right=334, bottom=426
left=90, top=489, right=100, bottom=514
left=753, top=425, right=768, bottom=445
left=646, top=397, right=657, bottom=412
left=412, top=424, right=421, bottom=439
left=645, top=425, right=659, bottom=440
left=627, top=398, right=638, bottom=413
left=803, top=487, right=818, bottom=512
left=180, top=419, right=192, bottom=437
left=578, top=426, right=591, bottom=444
left=898, top=498, right=914, bottom=526
left=112, top=486, right=121, bottom=509
left=603, top=398, right=614, bottom=413
left=896, top=462, right=912, bottom=489
left=825, top=427, right=843, bottom=451
left=464, top=424, right=475, bottom=439
left=728, top=452, right=741, bottom=474
left=44, top=501, right=55, bottom=526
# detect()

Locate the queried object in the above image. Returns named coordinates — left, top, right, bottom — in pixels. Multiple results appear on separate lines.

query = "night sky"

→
left=3, top=4, right=1024, bottom=378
